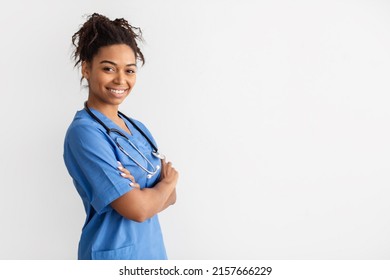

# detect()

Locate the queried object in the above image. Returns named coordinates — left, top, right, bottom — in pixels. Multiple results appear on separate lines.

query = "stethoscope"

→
left=84, top=102, right=165, bottom=179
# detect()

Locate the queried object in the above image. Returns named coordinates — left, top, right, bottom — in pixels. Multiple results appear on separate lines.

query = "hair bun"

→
left=71, top=13, right=145, bottom=68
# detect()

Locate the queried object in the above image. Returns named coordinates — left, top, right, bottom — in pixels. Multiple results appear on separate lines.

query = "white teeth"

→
left=109, top=88, right=126, bottom=94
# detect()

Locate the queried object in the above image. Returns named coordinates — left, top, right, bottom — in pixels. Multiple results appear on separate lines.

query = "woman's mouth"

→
left=107, top=88, right=129, bottom=97
left=108, top=88, right=127, bottom=94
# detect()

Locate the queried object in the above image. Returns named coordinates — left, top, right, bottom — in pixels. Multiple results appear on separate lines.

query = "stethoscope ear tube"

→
left=84, top=101, right=111, bottom=134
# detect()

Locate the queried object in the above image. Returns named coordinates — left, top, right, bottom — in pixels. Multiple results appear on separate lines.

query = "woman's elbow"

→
left=130, top=214, right=148, bottom=223
left=111, top=189, right=155, bottom=222
left=124, top=208, right=152, bottom=223
left=120, top=212, right=147, bottom=223
left=112, top=202, right=151, bottom=222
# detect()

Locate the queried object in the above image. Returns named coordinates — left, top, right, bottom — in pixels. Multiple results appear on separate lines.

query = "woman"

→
left=63, top=13, right=178, bottom=260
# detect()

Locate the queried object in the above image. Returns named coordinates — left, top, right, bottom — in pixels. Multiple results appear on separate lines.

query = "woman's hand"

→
left=117, top=161, right=140, bottom=189
left=158, top=159, right=178, bottom=209
left=159, top=159, right=179, bottom=186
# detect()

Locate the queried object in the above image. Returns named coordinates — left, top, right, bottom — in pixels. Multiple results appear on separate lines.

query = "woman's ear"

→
left=81, top=61, right=90, bottom=80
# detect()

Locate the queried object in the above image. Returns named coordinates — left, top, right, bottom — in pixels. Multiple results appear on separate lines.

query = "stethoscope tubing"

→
left=84, top=102, right=164, bottom=178
left=84, top=101, right=159, bottom=152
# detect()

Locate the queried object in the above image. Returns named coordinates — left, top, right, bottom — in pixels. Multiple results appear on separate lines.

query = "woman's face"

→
left=82, top=44, right=137, bottom=108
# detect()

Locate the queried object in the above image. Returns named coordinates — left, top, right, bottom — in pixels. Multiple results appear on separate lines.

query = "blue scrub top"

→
left=63, top=108, right=167, bottom=260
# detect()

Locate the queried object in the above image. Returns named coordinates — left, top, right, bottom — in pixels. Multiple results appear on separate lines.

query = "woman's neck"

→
left=86, top=100, right=120, bottom=121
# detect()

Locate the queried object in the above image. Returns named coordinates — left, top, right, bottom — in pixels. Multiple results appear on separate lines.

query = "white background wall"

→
left=0, top=0, right=389, bottom=259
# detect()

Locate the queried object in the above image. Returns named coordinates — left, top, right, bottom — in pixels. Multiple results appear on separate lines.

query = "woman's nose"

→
left=113, top=71, right=125, bottom=84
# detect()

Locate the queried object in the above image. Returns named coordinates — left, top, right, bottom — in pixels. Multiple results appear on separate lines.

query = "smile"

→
left=108, top=88, right=128, bottom=94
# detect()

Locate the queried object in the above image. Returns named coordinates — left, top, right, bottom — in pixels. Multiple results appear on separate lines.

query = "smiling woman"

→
left=63, top=13, right=178, bottom=260
left=81, top=44, right=138, bottom=124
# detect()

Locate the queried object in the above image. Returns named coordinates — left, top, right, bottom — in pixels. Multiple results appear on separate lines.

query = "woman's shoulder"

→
left=65, top=110, right=105, bottom=140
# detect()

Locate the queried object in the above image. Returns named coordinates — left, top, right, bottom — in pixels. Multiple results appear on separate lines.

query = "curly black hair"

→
left=71, top=13, right=145, bottom=68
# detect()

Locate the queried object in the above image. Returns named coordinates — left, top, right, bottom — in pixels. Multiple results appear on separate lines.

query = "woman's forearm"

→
left=112, top=160, right=178, bottom=222
left=111, top=179, right=175, bottom=222
left=159, top=188, right=176, bottom=212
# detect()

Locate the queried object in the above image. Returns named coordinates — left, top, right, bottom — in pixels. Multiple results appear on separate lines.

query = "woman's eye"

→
left=103, top=67, right=114, bottom=72
left=127, top=69, right=137, bottom=74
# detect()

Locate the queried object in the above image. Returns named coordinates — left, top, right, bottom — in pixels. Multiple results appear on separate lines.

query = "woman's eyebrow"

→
left=100, top=60, right=137, bottom=67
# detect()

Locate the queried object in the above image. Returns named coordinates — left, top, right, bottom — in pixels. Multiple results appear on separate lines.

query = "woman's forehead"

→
left=94, top=44, right=136, bottom=65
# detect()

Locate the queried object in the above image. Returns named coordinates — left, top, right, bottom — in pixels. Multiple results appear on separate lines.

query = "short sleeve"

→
left=64, top=122, right=134, bottom=214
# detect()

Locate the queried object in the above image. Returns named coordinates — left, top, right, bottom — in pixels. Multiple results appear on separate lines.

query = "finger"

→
left=118, top=166, right=134, bottom=180
left=120, top=167, right=131, bottom=176
left=118, top=164, right=127, bottom=171
left=120, top=172, right=135, bottom=182
left=118, top=165, right=132, bottom=176
left=161, top=158, right=167, bottom=173
left=130, top=182, right=141, bottom=189
left=119, top=167, right=131, bottom=177
left=166, top=161, right=173, bottom=171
